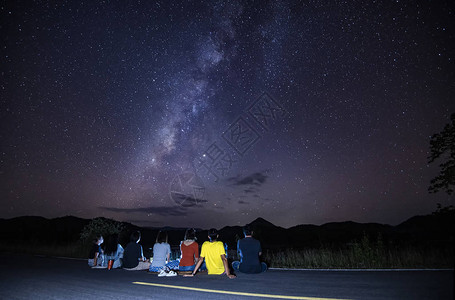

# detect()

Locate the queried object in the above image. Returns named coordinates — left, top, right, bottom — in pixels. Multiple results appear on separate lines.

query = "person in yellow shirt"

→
left=184, top=228, right=235, bottom=279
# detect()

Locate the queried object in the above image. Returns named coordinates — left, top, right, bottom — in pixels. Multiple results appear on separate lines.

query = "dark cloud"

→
left=98, top=206, right=188, bottom=217
left=171, top=193, right=208, bottom=207
left=238, top=200, right=249, bottom=204
left=228, top=170, right=270, bottom=187
left=125, top=219, right=162, bottom=226
left=125, top=219, right=161, bottom=223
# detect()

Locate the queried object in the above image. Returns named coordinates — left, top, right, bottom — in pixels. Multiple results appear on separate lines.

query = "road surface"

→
left=0, top=254, right=452, bottom=299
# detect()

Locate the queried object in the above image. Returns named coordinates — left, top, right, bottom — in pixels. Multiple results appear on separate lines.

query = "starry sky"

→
left=1, top=0, right=454, bottom=229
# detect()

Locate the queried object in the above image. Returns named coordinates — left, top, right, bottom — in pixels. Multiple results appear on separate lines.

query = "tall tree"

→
left=428, top=113, right=455, bottom=195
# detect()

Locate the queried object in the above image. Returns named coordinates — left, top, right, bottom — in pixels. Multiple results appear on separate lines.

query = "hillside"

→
left=1, top=209, right=454, bottom=252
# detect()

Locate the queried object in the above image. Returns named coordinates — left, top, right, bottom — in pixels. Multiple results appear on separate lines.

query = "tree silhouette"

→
left=79, top=217, right=124, bottom=244
left=428, top=113, right=455, bottom=195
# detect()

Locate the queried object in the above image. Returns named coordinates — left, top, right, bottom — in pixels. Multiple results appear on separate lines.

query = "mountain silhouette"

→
left=248, top=217, right=280, bottom=228
left=1, top=210, right=454, bottom=253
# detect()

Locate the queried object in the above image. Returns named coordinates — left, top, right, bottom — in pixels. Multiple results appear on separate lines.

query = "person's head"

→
left=104, top=233, right=119, bottom=255
left=243, top=225, right=253, bottom=237
left=184, top=228, right=196, bottom=241
left=156, top=230, right=168, bottom=244
left=130, top=231, right=141, bottom=243
left=93, top=235, right=103, bottom=245
left=208, top=228, right=218, bottom=242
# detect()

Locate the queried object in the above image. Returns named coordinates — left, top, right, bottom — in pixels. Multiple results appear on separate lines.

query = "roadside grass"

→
left=263, top=247, right=453, bottom=269
left=262, top=235, right=453, bottom=269
left=0, top=241, right=87, bottom=259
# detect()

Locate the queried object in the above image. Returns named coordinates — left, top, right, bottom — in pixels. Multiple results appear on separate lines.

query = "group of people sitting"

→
left=88, top=233, right=124, bottom=269
left=88, top=225, right=267, bottom=278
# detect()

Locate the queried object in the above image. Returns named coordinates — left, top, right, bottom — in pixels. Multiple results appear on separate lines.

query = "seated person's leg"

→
left=261, top=262, right=267, bottom=273
left=178, top=265, right=195, bottom=272
left=102, top=255, right=108, bottom=267
left=231, top=261, right=240, bottom=271
left=149, top=265, right=164, bottom=272
left=88, top=259, right=94, bottom=267
left=113, top=259, right=122, bottom=269
left=131, top=261, right=151, bottom=271
left=166, top=259, right=180, bottom=270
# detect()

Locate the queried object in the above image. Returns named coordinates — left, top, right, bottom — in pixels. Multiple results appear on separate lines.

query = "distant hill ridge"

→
left=1, top=210, right=453, bottom=250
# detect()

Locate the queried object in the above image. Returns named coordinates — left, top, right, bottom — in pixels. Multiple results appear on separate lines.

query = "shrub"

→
left=262, top=233, right=453, bottom=269
left=79, top=217, right=124, bottom=244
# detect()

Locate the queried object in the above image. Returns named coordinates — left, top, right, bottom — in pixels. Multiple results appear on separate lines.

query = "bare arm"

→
left=184, top=257, right=204, bottom=277
left=221, top=254, right=236, bottom=279
left=140, top=246, right=146, bottom=261
left=92, top=252, right=99, bottom=266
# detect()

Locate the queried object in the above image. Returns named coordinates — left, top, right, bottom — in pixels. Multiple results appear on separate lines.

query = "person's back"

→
left=103, top=234, right=123, bottom=268
left=109, top=243, right=124, bottom=268
left=150, top=242, right=171, bottom=268
left=200, top=240, right=226, bottom=275
left=233, top=225, right=267, bottom=273
left=88, top=235, right=103, bottom=267
left=237, top=237, right=262, bottom=273
left=149, top=230, right=180, bottom=273
left=179, top=228, right=199, bottom=270
left=123, top=241, right=141, bottom=268
left=116, top=244, right=124, bottom=260
left=88, top=242, right=101, bottom=260
left=123, top=231, right=150, bottom=271
left=180, top=241, right=198, bottom=267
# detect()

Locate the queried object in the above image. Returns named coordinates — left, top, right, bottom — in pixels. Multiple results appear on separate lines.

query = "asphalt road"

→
left=0, top=254, right=452, bottom=300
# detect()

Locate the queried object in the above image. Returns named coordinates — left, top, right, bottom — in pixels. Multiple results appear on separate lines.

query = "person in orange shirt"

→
left=184, top=228, right=235, bottom=279
left=178, top=228, right=204, bottom=272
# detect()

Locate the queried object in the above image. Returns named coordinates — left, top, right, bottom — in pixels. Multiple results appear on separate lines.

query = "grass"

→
left=262, top=235, right=454, bottom=269
left=263, top=247, right=453, bottom=269
left=0, top=241, right=87, bottom=259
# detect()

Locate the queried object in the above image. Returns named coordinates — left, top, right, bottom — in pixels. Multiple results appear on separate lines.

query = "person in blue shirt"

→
left=232, top=225, right=267, bottom=273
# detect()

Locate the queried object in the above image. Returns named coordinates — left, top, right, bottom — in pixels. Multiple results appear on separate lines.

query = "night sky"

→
left=1, top=0, right=454, bottom=229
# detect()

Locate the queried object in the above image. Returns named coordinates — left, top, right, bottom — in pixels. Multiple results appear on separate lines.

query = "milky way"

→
left=1, top=0, right=454, bottom=228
